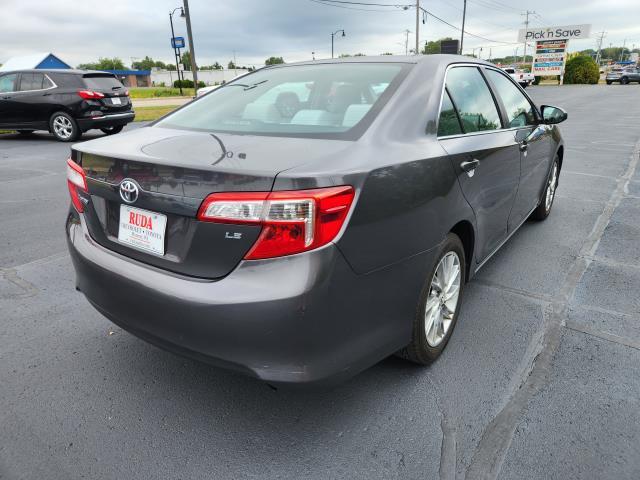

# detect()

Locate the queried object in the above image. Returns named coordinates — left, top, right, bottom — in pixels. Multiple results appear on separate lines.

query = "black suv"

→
left=0, top=69, right=135, bottom=141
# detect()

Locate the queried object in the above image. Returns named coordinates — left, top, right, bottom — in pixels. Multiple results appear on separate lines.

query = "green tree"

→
left=132, top=56, right=156, bottom=70
left=181, top=51, right=191, bottom=70
left=338, top=53, right=351, bottom=58
left=563, top=55, right=599, bottom=84
left=228, top=60, right=236, bottom=69
left=381, top=52, right=393, bottom=56
left=265, top=56, right=284, bottom=65
left=166, top=63, right=177, bottom=71
left=77, top=57, right=126, bottom=70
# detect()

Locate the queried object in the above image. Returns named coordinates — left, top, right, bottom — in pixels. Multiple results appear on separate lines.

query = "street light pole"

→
left=182, top=0, right=199, bottom=94
left=460, top=0, right=467, bottom=54
left=331, top=29, right=345, bottom=59
left=169, top=7, right=184, bottom=95
left=415, top=0, right=420, bottom=55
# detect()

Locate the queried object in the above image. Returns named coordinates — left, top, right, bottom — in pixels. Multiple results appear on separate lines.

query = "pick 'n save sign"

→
left=518, top=24, right=591, bottom=42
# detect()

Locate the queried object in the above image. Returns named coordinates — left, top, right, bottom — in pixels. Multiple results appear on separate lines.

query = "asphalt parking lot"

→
left=2, top=85, right=640, bottom=480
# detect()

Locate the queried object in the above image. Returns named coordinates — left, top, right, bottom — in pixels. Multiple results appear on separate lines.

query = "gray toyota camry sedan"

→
left=66, top=55, right=567, bottom=386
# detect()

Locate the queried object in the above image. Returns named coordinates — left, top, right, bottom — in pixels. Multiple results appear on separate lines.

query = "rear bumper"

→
left=77, top=112, right=135, bottom=131
left=66, top=211, right=430, bottom=386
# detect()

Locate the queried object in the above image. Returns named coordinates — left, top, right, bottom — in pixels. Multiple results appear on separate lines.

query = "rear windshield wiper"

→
left=224, top=80, right=268, bottom=91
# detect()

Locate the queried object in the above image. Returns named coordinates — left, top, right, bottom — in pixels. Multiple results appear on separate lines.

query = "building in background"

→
left=0, top=52, right=72, bottom=71
left=102, top=69, right=151, bottom=87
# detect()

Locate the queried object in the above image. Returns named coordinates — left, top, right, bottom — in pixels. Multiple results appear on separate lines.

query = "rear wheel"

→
left=101, top=125, right=124, bottom=135
left=531, top=156, right=559, bottom=221
left=606, top=81, right=612, bottom=85
left=49, top=112, right=80, bottom=142
left=621, top=77, right=629, bottom=85
left=398, top=233, right=465, bottom=364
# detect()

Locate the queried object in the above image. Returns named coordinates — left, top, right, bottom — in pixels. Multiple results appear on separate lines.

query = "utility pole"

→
left=182, top=0, right=198, bottom=94
left=404, top=29, right=411, bottom=55
left=620, top=39, right=627, bottom=61
left=521, top=10, right=535, bottom=65
left=595, top=31, right=606, bottom=65
left=460, top=0, right=467, bottom=54
left=415, top=0, right=420, bottom=55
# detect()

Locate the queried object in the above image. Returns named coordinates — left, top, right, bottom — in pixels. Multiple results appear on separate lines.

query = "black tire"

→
left=620, top=77, right=629, bottom=85
left=101, top=125, right=124, bottom=135
left=606, top=81, right=612, bottom=85
left=17, top=130, right=35, bottom=134
left=398, top=233, right=466, bottom=365
left=531, top=155, right=560, bottom=221
left=49, top=112, right=80, bottom=142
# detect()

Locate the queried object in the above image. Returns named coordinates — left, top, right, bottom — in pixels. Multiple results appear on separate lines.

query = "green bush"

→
left=563, top=55, right=599, bottom=84
left=173, top=79, right=206, bottom=88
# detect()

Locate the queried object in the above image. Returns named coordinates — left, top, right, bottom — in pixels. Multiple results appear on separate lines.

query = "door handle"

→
left=460, top=159, right=480, bottom=178
left=1, top=95, right=10, bottom=100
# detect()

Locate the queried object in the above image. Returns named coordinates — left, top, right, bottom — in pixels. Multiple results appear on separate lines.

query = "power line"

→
left=420, top=7, right=514, bottom=45
left=309, top=0, right=405, bottom=11
left=310, top=0, right=411, bottom=7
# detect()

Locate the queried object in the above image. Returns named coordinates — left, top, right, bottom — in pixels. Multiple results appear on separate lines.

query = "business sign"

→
left=440, top=39, right=459, bottom=55
left=518, top=24, right=591, bottom=42
left=532, top=40, right=567, bottom=76
left=171, top=36, right=185, bottom=49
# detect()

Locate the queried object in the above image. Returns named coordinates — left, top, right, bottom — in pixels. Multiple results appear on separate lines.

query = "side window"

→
left=446, top=67, right=501, bottom=133
left=437, top=90, right=463, bottom=136
left=19, top=73, right=45, bottom=91
left=0, top=73, right=18, bottom=93
left=485, top=69, right=536, bottom=127
left=42, top=75, right=55, bottom=89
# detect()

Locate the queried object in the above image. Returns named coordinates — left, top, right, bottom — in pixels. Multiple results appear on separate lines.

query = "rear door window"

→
left=0, top=73, right=18, bottom=93
left=18, top=73, right=46, bottom=91
left=485, top=69, right=537, bottom=127
left=82, top=75, right=124, bottom=91
left=446, top=67, right=501, bottom=133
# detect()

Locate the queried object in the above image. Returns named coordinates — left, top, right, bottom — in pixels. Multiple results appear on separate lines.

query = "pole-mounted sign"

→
left=518, top=24, right=591, bottom=84
left=518, top=24, right=591, bottom=42
left=171, top=36, right=185, bottom=49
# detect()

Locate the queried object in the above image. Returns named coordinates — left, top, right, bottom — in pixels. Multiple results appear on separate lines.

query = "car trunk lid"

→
left=73, top=126, right=351, bottom=279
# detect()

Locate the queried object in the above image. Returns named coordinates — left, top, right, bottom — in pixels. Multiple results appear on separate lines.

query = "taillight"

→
left=197, top=186, right=355, bottom=260
left=66, top=158, right=87, bottom=213
left=77, top=90, right=105, bottom=99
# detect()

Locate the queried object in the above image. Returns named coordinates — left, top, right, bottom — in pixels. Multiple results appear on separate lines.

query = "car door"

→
left=483, top=67, right=554, bottom=230
left=0, top=73, right=19, bottom=126
left=437, top=65, right=521, bottom=263
left=13, top=72, right=54, bottom=126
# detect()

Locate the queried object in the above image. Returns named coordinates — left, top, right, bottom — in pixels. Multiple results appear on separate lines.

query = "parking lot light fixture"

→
left=331, top=29, right=346, bottom=59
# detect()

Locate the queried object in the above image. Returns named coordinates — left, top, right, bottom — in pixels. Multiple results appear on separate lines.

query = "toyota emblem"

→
left=119, top=179, right=139, bottom=204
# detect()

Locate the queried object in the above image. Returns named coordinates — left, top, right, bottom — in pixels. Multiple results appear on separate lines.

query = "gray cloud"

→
left=1, top=0, right=638, bottom=68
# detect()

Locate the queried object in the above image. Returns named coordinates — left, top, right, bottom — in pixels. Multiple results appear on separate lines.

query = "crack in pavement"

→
left=465, top=136, right=640, bottom=480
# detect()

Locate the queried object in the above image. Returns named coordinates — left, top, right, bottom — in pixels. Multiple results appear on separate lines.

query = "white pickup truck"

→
left=502, top=68, right=535, bottom=88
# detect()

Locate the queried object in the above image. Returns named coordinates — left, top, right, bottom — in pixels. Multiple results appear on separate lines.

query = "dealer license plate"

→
left=118, top=205, right=167, bottom=256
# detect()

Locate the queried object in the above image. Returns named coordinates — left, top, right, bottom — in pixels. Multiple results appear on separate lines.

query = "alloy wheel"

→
left=545, top=162, right=559, bottom=212
left=424, top=251, right=461, bottom=347
left=52, top=115, right=73, bottom=140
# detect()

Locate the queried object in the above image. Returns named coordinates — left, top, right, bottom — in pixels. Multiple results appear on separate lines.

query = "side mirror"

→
left=540, top=105, right=568, bottom=125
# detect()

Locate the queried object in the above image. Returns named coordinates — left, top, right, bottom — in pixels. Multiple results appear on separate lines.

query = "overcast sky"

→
left=1, top=0, right=638, bottom=68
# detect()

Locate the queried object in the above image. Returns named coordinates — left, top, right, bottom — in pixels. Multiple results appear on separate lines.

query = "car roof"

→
left=264, top=54, right=494, bottom=69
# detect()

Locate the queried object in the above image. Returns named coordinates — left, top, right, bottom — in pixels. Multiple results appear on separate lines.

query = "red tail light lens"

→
left=77, top=90, right=105, bottom=99
left=66, top=158, right=87, bottom=213
left=197, top=186, right=355, bottom=259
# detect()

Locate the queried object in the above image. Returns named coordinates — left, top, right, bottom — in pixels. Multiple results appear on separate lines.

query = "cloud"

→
left=1, top=0, right=638, bottom=68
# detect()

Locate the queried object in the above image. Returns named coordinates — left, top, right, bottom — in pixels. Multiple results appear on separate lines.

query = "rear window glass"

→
left=82, top=75, right=124, bottom=90
left=155, top=63, right=410, bottom=140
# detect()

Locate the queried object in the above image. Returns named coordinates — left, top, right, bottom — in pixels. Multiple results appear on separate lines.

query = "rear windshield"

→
left=82, top=74, right=124, bottom=90
left=155, top=63, right=410, bottom=140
